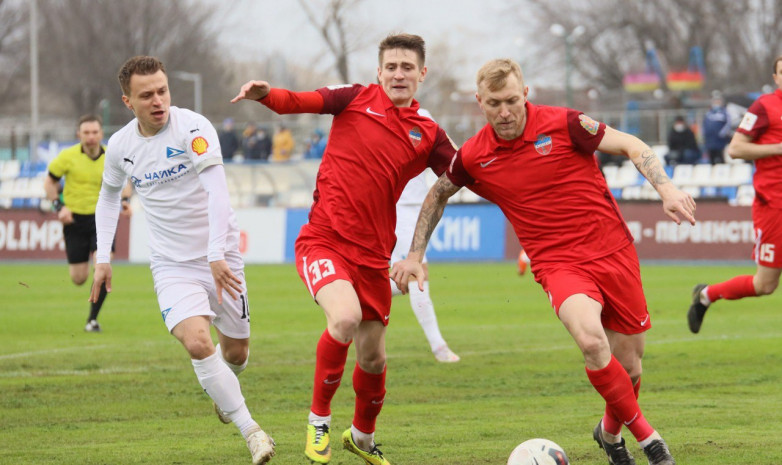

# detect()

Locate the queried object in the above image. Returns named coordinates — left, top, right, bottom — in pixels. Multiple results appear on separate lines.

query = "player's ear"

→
left=121, top=95, right=133, bottom=111
left=419, top=66, right=427, bottom=82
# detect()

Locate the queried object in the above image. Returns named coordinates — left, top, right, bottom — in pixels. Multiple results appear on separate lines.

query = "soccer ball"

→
left=507, top=438, right=569, bottom=465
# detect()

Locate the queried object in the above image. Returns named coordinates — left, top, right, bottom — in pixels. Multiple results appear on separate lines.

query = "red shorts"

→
left=295, top=224, right=392, bottom=325
left=752, top=203, right=782, bottom=268
left=534, top=244, right=650, bottom=335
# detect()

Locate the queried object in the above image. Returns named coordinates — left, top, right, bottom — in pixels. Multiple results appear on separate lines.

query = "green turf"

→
left=1, top=262, right=780, bottom=464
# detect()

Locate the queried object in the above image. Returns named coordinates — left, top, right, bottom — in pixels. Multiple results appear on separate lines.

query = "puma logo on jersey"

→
left=123, top=157, right=135, bottom=165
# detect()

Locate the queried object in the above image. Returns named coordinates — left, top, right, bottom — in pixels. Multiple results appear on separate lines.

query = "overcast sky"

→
left=205, top=0, right=538, bottom=89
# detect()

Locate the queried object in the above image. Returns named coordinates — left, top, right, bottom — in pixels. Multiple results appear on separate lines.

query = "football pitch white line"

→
left=1, top=332, right=778, bottom=378
left=1, top=367, right=151, bottom=378
left=0, top=344, right=116, bottom=361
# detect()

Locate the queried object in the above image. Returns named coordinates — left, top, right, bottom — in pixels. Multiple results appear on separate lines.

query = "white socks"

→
left=409, top=281, right=446, bottom=351
left=192, top=352, right=258, bottom=439
left=351, top=424, right=375, bottom=451
left=215, top=343, right=248, bottom=376
left=308, top=411, right=331, bottom=427
left=389, top=277, right=403, bottom=297
left=700, top=287, right=711, bottom=306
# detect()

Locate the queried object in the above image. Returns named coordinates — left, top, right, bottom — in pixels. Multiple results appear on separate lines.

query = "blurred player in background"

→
left=232, top=33, right=457, bottom=465
left=44, top=114, right=132, bottom=332
left=391, top=167, right=459, bottom=363
left=393, top=58, right=696, bottom=465
left=688, top=55, right=782, bottom=334
left=517, top=248, right=530, bottom=276
left=90, top=56, right=274, bottom=465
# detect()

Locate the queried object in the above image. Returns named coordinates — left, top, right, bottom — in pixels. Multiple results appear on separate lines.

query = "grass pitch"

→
left=1, top=262, right=780, bottom=464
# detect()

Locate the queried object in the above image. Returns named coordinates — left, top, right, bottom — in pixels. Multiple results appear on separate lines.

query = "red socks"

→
left=310, top=330, right=350, bottom=416
left=587, top=356, right=654, bottom=442
left=706, top=275, right=757, bottom=302
left=602, top=377, right=641, bottom=435
left=352, top=363, right=386, bottom=434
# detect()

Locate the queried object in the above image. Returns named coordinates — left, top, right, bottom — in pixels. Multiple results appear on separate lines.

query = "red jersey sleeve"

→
left=259, top=88, right=324, bottom=114
left=567, top=110, right=606, bottom=155
left=316, top=84, right=365, bottom=115
left=427, top=127, right=458, bottom=176
left=736, top=99, right=769, bottom=140
left=446, top=148, right=475, bottom=187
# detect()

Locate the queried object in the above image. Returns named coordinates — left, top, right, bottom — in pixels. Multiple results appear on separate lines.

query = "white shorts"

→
left=391, top=204, right=428, bottom=264
left=150, top=252, right=251, bottom=339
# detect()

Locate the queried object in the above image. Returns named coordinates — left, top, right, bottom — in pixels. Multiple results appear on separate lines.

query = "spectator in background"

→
left=218, top=118, right=240, bottom=161
left=256, top=127, right=272, bottom=160
left=303, top=128, right=327, bottom=159
left=271, top=124, right=294, bottom=161
left=242, top=123, right=271, bottom=161
left=666, top=115, right=700, bottom=166
left=702, top=93, right=732, bottom=164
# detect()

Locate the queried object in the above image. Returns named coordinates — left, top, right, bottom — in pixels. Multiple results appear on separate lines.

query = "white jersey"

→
left=397, top=169, right=430, bottom=206
left=103, top=106, right=239, bottom=262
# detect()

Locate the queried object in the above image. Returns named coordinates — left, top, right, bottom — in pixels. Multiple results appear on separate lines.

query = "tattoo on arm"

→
left=409, top=175, right=460, bottom=255
left=632, top=149, right=671, bottom=188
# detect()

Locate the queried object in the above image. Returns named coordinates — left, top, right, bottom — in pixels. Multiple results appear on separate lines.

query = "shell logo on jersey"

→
left=579, top=114, right=600, bottom=135
left=408, top=127, right=422, bottom=147
left=191, top=136, right=209, bottom=156
left=534, top=134, right=553, bottom=155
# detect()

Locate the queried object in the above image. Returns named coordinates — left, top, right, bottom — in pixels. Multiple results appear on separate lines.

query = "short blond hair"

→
left=476, top=58, right=524, bottom=92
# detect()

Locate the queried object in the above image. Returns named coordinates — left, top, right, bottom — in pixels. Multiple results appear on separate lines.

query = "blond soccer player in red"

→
left=392, top=58, right=696, bottom=465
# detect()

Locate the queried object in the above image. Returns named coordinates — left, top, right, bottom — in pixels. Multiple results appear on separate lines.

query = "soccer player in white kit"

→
left=391, top=168, right=459, bottom=362
left=89, top=56, right=274, bottom=465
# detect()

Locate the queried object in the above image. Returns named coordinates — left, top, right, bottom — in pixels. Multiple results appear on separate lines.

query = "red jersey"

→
left=736, top=88, right=782, bottom=208
left=446, top=102, right=634, bottom=270
left=260, top=83, right=455, bottom=268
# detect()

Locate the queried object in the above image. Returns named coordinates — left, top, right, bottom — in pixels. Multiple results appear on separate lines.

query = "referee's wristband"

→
left=121, top=197, right=131, bottom=203
left=52, top=198, right=63, bottom=212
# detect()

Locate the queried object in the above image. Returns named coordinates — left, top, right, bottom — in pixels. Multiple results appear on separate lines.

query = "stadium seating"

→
left=602, top=158, right=754, bottom=203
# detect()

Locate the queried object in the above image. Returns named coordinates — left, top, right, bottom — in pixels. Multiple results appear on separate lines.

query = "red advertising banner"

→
left=0, top=210, right=130, bottom=260
left=505, top=202, right=754, bottom=261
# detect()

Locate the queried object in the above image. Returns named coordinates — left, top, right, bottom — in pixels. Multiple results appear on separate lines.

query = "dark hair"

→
left=378, top=33, right=426, bottom=67
left=78, top=114, right=102, bottom=129
left=118, top=56, right=166, bottom=96
left=773, top=55, right=782, bottom=75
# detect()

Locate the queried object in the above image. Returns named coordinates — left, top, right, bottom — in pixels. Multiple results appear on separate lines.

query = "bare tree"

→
left=513, top=0, right=782, bottom=102
left=0, top=0, right=30, bottom=111
left=296, top=0, right=369, bottom=83
left=33, top=0, right=231, bottom=122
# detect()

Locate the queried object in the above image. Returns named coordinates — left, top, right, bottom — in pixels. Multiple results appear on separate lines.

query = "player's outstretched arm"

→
left=599, top=126, right=696, bottom=225
left=230, top=80, right=271, bottom=103
left=89, top=263, right=112, bottom=303
left=390, top=174, right=460, bottom=294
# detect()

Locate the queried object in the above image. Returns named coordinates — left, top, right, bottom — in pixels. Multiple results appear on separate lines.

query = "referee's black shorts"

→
left=63, top=213, right=115, bottom=264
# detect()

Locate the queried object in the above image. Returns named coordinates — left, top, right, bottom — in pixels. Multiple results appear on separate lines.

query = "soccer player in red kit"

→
left=231, top=34, right=455, bottom=465
left=688, top=55, right=782, bottom=334
left=392, top=59, right=697, bottom=465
